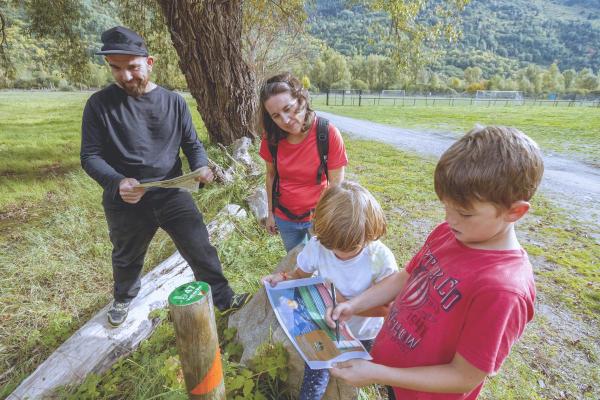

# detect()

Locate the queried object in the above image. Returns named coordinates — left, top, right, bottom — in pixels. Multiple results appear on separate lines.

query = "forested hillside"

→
left=1, top=0, right=599, bottom=94
left=308, top=0, right=600, bottom=74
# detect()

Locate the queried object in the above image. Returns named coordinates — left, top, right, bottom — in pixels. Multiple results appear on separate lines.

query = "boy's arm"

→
left=332, top=289, right=531, bottom=393
left=355, top=303, right=392, bottom=317
left=330, top=283, right=391, bottom=318
left=331, top=352, right=487, bottom=393
left=326, top=269, right=409, bottom=326
left=342, top=272, right=398, bottom=317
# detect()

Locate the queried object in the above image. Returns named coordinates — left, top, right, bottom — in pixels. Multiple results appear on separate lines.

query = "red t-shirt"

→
left=259, top=117, right=348, bottom=221
left=371, top=222, right=535, bottom=400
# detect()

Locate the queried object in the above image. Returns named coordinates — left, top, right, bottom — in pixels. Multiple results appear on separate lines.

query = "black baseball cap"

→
left=96, top=26, right=149, bottom=57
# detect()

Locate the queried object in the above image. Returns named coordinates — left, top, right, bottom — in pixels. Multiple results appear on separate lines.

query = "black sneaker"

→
left=222, top=292, right=252, bottom=316
left=107, top=300, right=131, bottom=327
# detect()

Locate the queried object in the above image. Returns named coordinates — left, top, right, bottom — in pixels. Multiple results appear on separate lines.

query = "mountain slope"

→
left=307, top=0, right=600, bottom=73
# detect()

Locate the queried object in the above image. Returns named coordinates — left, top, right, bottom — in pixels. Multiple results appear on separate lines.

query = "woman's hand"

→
left=265, top=213, right=278, bottom=235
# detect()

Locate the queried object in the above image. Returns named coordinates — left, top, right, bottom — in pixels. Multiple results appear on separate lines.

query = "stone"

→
left=246, top=186, right=268, bottom=226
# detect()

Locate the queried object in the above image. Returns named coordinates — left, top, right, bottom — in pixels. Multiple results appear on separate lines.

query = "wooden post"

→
left=169, top=282, right=225, bottom=400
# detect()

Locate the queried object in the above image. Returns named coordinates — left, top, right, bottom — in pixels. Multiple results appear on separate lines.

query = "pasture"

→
left=0, top=91, right=598, bottom=399
left=312, top=95, right=600, bottom=166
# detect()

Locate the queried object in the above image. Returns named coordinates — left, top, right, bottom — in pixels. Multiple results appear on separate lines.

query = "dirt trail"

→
left=318, top=111, right=600, bottom=235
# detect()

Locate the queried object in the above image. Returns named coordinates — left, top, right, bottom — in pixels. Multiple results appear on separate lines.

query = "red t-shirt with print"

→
left=371, top=222, right=535, bottom=400
left=259, top=117, right=348, bottom=222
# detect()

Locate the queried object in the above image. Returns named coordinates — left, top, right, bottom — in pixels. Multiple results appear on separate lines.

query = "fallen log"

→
left=8, top=204, right=247, bottom=400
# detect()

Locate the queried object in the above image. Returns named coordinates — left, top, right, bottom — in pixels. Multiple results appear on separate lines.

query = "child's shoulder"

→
left=365, top=239, right=392, bottom=254
left=365, top=240, right=398, bottom=276
left=299, top=236, right=330, bottom=259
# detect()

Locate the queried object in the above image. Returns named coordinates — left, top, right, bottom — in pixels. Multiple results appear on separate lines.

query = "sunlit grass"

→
left=1, top=92, right=598, bottom=399
left=313, top=97, right=600, bottom=165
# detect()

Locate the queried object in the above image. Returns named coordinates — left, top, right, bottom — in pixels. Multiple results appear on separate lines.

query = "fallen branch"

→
left=208, top=158, right=234, bottom=184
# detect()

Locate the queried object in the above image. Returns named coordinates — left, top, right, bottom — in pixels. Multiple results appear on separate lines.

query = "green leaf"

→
left=242, top=379, right=255, bottom=397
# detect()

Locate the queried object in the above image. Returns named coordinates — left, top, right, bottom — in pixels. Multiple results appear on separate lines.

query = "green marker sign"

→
left=169, top=281, right=210, bottom=306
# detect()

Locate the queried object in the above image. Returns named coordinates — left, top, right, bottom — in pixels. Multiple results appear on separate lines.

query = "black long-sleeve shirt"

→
left=80, top=84, right=207, bottom=202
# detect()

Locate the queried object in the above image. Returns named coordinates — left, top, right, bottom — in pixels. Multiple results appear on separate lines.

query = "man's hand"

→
left=194, top=166, right=214, bottom=184
left=325, top=301, right=354, bottom=329
left=119, top=178, right=145, bottom=204
left=330, top=359, right=378, bottom=387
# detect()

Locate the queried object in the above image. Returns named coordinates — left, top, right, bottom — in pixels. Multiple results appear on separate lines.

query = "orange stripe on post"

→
left=190, top=346, right=223, bottom=395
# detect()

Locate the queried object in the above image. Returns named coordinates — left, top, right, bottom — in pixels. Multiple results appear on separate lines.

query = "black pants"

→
left=103, top=188, right=233, bottom=310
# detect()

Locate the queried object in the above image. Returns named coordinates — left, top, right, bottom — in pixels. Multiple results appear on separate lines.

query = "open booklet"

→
left=136, top=168, right=205, bottom=192
left=265, top=276, right=372, bottom=370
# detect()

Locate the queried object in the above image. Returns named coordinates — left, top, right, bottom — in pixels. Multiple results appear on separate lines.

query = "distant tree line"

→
left=293, top=47, right=600, bottom=97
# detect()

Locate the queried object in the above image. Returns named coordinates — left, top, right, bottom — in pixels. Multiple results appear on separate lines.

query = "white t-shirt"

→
left=297, top=237, right=399, bottom=340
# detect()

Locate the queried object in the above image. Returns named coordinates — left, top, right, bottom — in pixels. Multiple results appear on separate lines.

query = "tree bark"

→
left=157, top=0, right=258, bottom=145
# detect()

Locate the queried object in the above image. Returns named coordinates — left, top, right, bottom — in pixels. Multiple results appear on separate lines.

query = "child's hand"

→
left=261, top=272, right=287, bottom=287
left=325, top=302, right=354, bottom=329
left=330, top=359, right=377, bottom=387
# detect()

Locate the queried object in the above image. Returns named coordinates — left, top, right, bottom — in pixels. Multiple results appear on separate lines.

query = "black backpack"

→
left=268, top=117, right=330, bottom=220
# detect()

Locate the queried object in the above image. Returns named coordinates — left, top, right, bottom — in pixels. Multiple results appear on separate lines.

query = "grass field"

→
left=0, top=91, right=598, bottom=399
left=312, top=96, right=600, bottom=166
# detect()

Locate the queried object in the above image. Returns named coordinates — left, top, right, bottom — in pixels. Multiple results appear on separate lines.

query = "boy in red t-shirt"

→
left=325, top=126, right=544, bottom=399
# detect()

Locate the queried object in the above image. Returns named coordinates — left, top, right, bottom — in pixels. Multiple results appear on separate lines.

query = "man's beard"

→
left=120, top=75, right=150, bottom=97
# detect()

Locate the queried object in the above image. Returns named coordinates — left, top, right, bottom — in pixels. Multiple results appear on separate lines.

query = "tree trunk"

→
left=157, top=0, right=258, bottom=145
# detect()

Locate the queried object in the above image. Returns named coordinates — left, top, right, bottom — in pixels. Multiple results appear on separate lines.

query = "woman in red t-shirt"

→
left=258, top=73, right=348, bottom=252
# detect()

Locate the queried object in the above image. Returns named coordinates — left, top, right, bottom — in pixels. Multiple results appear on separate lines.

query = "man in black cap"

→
left=81, top=26, right=248, bottom=326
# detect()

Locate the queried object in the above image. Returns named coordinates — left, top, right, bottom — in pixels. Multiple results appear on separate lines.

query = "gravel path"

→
left=318, top=111, right=600, bottom=232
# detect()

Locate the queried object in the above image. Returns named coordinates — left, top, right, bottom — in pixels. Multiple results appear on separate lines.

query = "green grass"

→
left=1, top=92, right=598, bottom=399
left=313, top=97, right=600, bottom=166
left=0, top=92, right=90, bottom=210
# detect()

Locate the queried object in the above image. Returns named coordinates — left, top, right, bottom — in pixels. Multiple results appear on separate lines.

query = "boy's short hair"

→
left=435, top=126, right=544, bottom=209
left=312, top=181, right=386, bottom=252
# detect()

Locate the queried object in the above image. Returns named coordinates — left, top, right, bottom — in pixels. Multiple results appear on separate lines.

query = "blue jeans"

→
left=274, top=216, right=312, bottom=252
left=299, top=339, right=374, bottom=400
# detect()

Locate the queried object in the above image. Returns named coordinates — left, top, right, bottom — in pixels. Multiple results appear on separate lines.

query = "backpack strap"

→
left=316, top=117, right=330, bottom=184
left=268, top=142, right=280, bottom=215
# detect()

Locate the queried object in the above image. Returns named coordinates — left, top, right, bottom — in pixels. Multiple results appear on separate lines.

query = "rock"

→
left=246, top=187, right=268, bottom=226
left=232, top=137, right=260, bottom=175
left=228, top=245, right=359, bottom=400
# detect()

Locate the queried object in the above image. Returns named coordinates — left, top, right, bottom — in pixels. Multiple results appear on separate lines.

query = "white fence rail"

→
left=312, top=91, right=600, bottom=107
